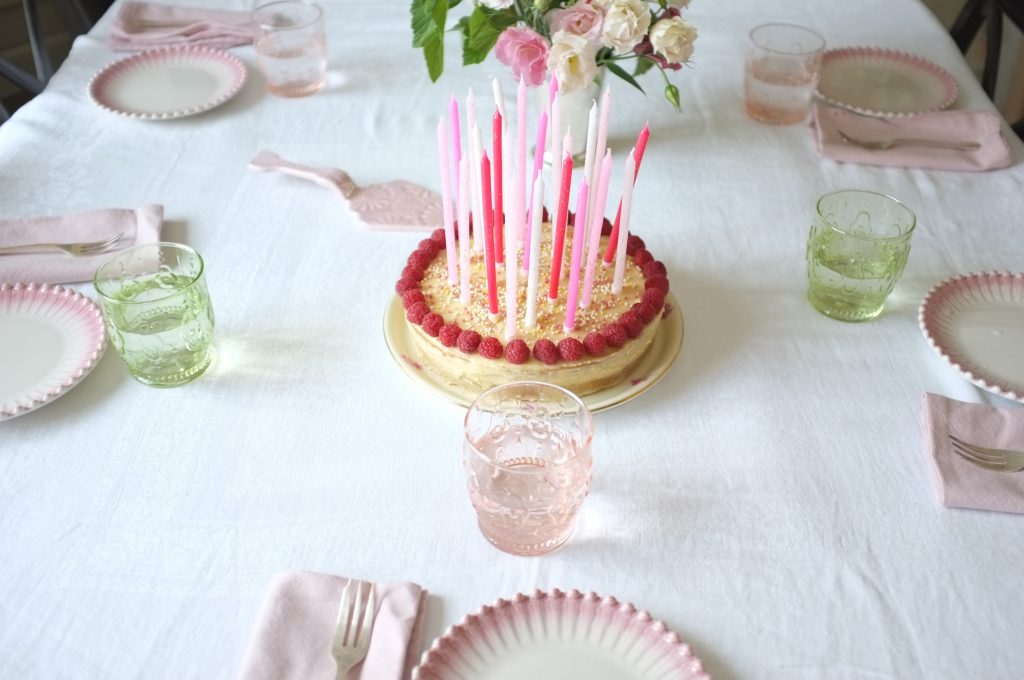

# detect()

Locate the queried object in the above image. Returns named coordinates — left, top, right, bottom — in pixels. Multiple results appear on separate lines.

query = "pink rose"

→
left=495, top=27, right=550, bottom=87
left=548, top=4, right=603, bottom=45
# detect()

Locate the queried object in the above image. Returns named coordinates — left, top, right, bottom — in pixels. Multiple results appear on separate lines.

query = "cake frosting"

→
left=395, top=223, right=670, bottom=397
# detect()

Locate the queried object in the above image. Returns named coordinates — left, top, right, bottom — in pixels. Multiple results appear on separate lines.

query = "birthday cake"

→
left=395, top=223, right=670, bottom=397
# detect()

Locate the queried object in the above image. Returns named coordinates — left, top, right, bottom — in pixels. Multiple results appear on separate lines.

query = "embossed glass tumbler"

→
left=94, top=243, right=215, bottom=386
left=464, top=382, right=594, bottom=556
left=745, top=23, right=825, bottom=124
left=252, top=0, right=327, bottom=97
left=806, top=190, right=916, bottom=322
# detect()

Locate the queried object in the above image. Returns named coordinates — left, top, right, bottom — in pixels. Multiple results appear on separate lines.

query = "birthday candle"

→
left=582, top=100, right=598, bottom=216
left=457, top=156, right=471, bottom=306
left=581, top=150, right=612, bottom=308
left=505, top=166, right=519, bottom=342
left=613, top=149, right=636, bottom=294
left=492, top=76, right=506, bottom=121
left=604, top=122, right=649, bottom=264
left=450, top=93, right=461, bottom=213
left=492, top=109, right=504, bottom=265
left=525, top=174, right=544, bottom=329
left=470, top=124, right=484, bottom=253
left=437, top=116, right=457, bottom=285
left=564, top=179, right=590, bottom=332
left=480, top=152, right=499, bottom=316
left=589, top=86, right=611, bottom=228
left=516, top=75, right=527, bottom=243
left=523, top=108, right=548, bottom=274
left=547, top=148, right=573, bottom=302
left=549, top=91, right=561, bottom=215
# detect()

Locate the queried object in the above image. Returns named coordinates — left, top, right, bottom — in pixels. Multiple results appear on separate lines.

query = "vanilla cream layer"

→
left=408, top=227, right=660, bottom=396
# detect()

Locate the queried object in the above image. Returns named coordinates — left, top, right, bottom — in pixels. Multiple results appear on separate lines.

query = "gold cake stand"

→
left=383, top=292, right=684, bottom=412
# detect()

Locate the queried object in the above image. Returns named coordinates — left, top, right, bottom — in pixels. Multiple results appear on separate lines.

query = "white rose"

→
left=477, top=0, right=514, bottom=9
left=649, top=17, right=697, bottom=64
left=601, top=0, right=652, bottom=54
left=546, top=30, right=599, bottom=93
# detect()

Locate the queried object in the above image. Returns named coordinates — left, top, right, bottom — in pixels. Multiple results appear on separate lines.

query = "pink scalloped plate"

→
left=817, top=46, right=958, bottom=117
left=89, top=45, right=246, bottom=120
left=412, top=589, right=710, bottom=680
left=919, top=272, right=1024, bottom=403
left=0, top=283, right=107, bottom=421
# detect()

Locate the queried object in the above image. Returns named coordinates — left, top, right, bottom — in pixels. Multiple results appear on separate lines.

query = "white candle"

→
left=492, top=76, right=506, bottom=121
left=581, top=101, right=598, bottom=264
left=525, top=174, right=544, bottom=329
left=549, top=91, right=561, bottom=215
left=505, top=166, right=519, bottom=342
left=613, top=149, right=636, bottom=295
left=589, top=86, right=611, bottom=230
left=437, top=115, right=457, bottom=285
left=581, top=150, right=612, bottom=308
left=470, top=123, right=484, bottom=253
left=457, top=155, right=471, bottom=306
left=516, top=75, right=528, bottom=245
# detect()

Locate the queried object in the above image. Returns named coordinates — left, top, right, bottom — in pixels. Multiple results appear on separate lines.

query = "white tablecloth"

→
left=2, top=1, right=1023, bottom=678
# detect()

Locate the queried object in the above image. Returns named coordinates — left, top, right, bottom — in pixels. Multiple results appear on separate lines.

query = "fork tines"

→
left=948, top=435, right=1006, bottom=470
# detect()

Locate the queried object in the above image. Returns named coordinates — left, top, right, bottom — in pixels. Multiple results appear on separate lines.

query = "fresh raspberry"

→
left=439, top=323, right=461, bottom=347
left=406, top=301, right=430, bottom=324
left=395, top=276, right=419, bottom=295
left=478, top=336, right=503, bottom=359
left=602, top=323, right=628, bottom=347
left=430, top=228, right=446, bottom=246
left=533, top=339, right=559, bottom=365
left=504, top=339, right=529, bottom=364
left=401, top=264, right=424, bottom=282
left=642, top=287, right=665, bottom=310
left=407, top=250, right=433, bottom=270
left=401, top=289, right=426, bottom=309
left=642, top=261, right=667, bottom=278
left=557, top=337, right=584, bottom=362
left=457, top=330, right=482, bottom=353
left=418, top=239, right=440, bottom=257
left=620, top=310, right=644, bottom=338
left=422, top=313, right=444, bottom=337
left=626, top=234, right=645, bottom=256
left=634, top=249, right=653, bottom=266
left=583, top=332, right=607, bottom=356
left=633, top=301, right=658, bottom=324
left=645, top=275, right=670, bottom=294
left=600, top=217, right=613, bottom=236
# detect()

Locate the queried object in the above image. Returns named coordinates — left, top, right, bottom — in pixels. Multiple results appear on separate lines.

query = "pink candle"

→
left=525, top=174, right=544, bottom=329
left=450, top=93, right=461, bottom=213
left=549, top=92, right=561, bottom=219
left=517, top=75, right=527, bottom=243
left=547, top=150, right=573, bottom=302
left=470, top=124, right=484, bottom=253
left=480, top=152, right=499, bottom=315
left=581, top=150, right=612, bottom=308
left=492, top=109, right=504, bottom=265
left=603, top=123, right=649, bottom=264
left=563, top=179, right=590, bottom=332
left=457, top=156, right=471, bottom=306
left=613, top=149, right=636, bottom=294
left=522, top=108, right=547, bottom=273
left=436, top=116, right=457, bottom=285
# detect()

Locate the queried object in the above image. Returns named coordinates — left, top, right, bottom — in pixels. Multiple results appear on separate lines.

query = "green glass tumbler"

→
left=93, top=243, right=215, bottom=386
left=806, top=190, right=916, bottom=322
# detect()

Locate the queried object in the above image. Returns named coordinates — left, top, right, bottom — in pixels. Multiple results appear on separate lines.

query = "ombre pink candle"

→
left=547, top=150, right=573, bottom=302
left=480, top=152, right=499, bottom=315
left=604, top=123, right=649, bottom=264
left=563, top=179, right=589, bottom=332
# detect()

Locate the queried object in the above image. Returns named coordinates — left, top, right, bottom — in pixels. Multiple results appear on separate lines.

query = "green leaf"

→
left=462, top=6, right=516, bottom=66
left=633, top=56, right=655, bottom=78
left=665, top=83, right=681, bottom=110
left=448, top=0, right=462, bottom=7
left=604, top=61, right=646, bottom=94
left=410, top=0, right=449, bottom=81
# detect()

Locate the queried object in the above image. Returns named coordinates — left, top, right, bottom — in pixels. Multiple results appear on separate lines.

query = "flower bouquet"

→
left=411, top=0, right=697, bottom=109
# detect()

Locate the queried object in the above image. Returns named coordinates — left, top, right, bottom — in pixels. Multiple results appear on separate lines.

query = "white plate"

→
left=413, top=589, right=709, bottom=680
left=816, top=46, right=958, bottom=118
left=89, top=45, right=246, bottom=120
left=383, top=292, right=683, bottom=413
left=919, top=271, right=1024, bottom=403
left=0, top=283, right=107, bottom=421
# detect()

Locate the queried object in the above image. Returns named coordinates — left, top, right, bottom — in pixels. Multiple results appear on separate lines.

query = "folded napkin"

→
left=238, top=571, right=427, bottom=680
left=922, top=392, right=1024, bottom=514
left=108, top=1, right=254, bottom=51
left=0, top=205, right=163, bottom=285
left=812, top=104, right=1012, bottom=171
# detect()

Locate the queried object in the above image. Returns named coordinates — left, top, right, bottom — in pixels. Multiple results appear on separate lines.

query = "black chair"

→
left=0, top=0, right=94, bottom=122
left=950, top=0, right=1024, bottom=138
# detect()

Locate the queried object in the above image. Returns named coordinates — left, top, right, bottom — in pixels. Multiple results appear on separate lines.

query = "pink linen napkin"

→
left=922, top=392, right=1024, bottom=514
left=0, top=205, right=163, bottom=285
left=238, top=571, right=428, bottom=680
left=108, top=1, right=254, bottom=51
left=812, top=104, right=1012, bottom=171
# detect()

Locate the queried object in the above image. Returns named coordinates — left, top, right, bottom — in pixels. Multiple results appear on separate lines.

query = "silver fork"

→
left=837, top=129, right=981, bottom=152
left=331, top=580, right=376, bottom=680
left=948, top=435, right=1024, bottom=472
left=0, top=232, right=127, bottom=257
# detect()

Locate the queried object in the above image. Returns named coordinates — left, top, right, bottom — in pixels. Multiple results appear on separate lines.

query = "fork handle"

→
left=0, top=243, right=63, bottom=256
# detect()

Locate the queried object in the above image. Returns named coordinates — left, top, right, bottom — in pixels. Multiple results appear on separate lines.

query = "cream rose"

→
left=601, top=0, right=651, bottom=54
left=649, top=17, right=697, bottom=64
left=546, top=30, right=599, bottom=93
